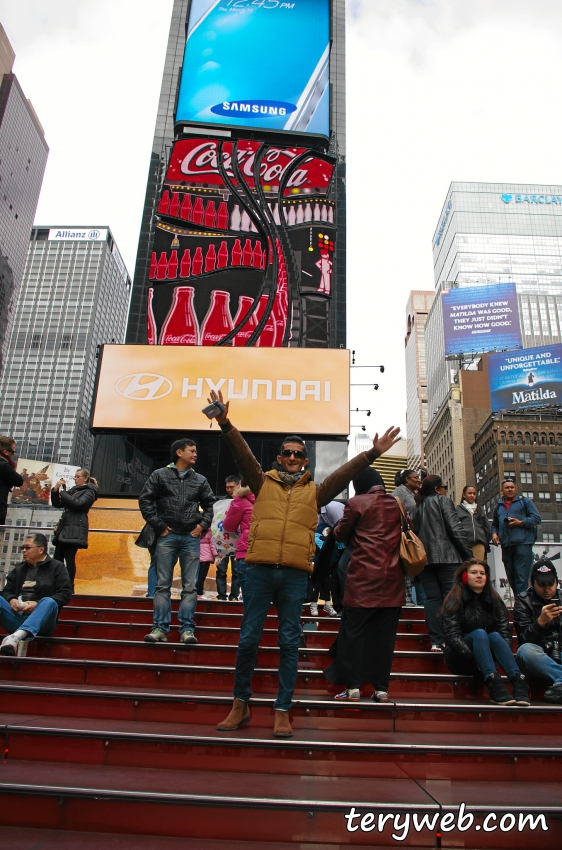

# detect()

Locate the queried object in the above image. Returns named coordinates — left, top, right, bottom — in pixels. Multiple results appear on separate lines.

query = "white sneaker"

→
left=309, top=603, right=318, bottom=617
left=1, top=634, right=19, bottom=656
left=323, top=602, right=337, bottom=616
left=197, top=594, right=210, bottom=600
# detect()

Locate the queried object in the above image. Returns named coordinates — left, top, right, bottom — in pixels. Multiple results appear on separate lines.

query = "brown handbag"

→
left=393, top=497, right=427, bottom=577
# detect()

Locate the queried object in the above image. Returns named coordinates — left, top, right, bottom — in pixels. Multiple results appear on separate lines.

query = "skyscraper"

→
left=0, top=24, right=48, bottom=372
left=404, top=290, right=434, bottom=469
left=126, top=0, right=346, bottom=349
left=0, top=227, right=131, bottom=466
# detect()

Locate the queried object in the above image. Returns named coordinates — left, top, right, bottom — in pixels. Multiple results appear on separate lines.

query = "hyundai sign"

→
left=488, top=343, right=562, bottom=412
left=175, top=0, right=330, bottom=139
left=442, top=283, right=522, bottom=357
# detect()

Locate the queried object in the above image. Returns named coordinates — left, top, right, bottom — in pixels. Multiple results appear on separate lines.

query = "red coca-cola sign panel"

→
left=166, top=139, right=333, bottom=196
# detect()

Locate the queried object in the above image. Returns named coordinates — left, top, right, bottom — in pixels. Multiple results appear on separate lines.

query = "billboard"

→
left=91, top=345, right=350, bottom=436
left=48, top=228, right=107, bottom=242
left=176, top=0, right=331, bottom=139
left=488, top=344, right=562, bottom=412
left=148, top=136, right=336, bottom=348
left=442, top=283, right=522, bottom=356
left=10, top=460, right=80, bottom=506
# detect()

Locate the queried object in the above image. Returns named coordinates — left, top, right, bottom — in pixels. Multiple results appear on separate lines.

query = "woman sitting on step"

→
left=442, top=559, right=530, bottom=706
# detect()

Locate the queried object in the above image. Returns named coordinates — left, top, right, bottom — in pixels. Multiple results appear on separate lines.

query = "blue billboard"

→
left=176, top=0, right=331, bottom=138
left=442, top=283, right=522, bottom=356
left=488, top=344, right=562, bottom=412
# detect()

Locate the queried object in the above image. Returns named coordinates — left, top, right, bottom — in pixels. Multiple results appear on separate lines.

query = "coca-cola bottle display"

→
left=230, top=205, right=241, bottom=230
left=156, top=252, right=168, bottom=280
left=200, top=290, right=233, bottom=345
left=167, top=250, right=179, bottom=280
left=159, top=286, right=199, bottom=345
left=231, top=239, right=242, bottom=266
left=180, top=249, right=191, bottom=278
left=148, top=252, right=157, bottom=280
left=192, top=246, right=204, bottom=275
left=192, top=196, right=204, bottom=225
left=217, top=241, right=229, bottom=268
left=205, top=200, right=216, bottom=228
left=242, top=239, right=253, bottom=266
left=204, top=243, right=216, bottom=272
left=272, top=238, right=288, bottom=346
left=170, top=193, right=180, bottom=218
left=232, top=295, right=258, bottom=346
left=252, top=242, right=262, bottom=268
left=158, top=190, right=170, bottom=215
left=147, top=288, right=157, bottom=345
left=255, top=294, right=276, bottom=347
left=217, top=201, right=228, bottom=229
left=180, top=194, right=192, bottom=221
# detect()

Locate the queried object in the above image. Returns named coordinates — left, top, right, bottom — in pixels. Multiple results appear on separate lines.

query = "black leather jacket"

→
left=513, top=587, right=561, bottom=649
left=455, top=503, right=491, bottom=551
left=443, top=585, right=512, bottom=660
left=413, top=495, right=472, bottom=565
left=139, top=465, right=216, bottom=535
left=51, top=483, right=98, bottom=548
left=0, top=455, right=23, bottom=524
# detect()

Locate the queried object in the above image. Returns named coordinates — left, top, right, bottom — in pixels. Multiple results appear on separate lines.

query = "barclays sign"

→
left=501, top=193, right=562, bottom=205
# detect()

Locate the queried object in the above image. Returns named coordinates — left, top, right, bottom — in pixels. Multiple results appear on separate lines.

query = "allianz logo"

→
left=115, top=374, right=332, bottom=402
left=210, top=100, right=296, bottom=118
left=501, top=193, right=562, bottom=205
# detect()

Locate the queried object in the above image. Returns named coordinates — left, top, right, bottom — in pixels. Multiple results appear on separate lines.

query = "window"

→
left=521, top=472, right=533, bottom=484
left=504, top=471, right=515, bottom=479
left=519, top=452, right=531, bottom=464
left=502, top=451, right=514, bottom=461
left=555, top=493, right=562, bottom=502
left=522, top=491, right=534, bottom=499
left=552, top=453, right=562, bottom=465
left=537, top=473, right=549, bottom=485
left=538, top=492, right=550, bottom=502
left=536, top=453, right=548, bottom=465
left=554, top=473, right=562, bottom=485
left=542, top=533, right=555, bottom=543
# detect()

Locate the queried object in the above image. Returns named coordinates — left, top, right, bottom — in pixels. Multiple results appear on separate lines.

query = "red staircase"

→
left=0, top=596, right=561, bottom=849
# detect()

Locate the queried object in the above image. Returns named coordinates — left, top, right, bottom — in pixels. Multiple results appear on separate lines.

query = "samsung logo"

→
left=210, top=100, right=297, bottom=118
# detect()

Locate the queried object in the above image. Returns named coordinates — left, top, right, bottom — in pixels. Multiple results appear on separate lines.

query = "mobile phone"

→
left=202, top=400, right=226, bottom=419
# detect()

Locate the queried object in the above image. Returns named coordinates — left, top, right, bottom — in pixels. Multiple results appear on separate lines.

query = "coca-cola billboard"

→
left=148, top=135, right=336, bottom=349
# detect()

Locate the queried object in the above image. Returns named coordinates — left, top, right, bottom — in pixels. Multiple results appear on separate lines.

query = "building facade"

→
left=0, top=25, right=49, bottom=371
left=405, top=290, right=434, bottom=469
left=0, top=227, right=131, bottom=467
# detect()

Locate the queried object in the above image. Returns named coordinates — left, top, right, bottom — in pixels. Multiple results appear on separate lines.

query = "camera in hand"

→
left=202, top=400, right=226, bottom=420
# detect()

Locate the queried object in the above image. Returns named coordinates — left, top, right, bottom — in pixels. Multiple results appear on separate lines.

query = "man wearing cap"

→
left=514, top=559, right=562, bottom=703
left=491, top=479, right=542, bottom=596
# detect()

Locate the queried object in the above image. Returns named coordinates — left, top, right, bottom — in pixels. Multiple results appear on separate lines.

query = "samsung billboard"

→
left=488, top=344, right=562, bottom=412
left=442, top=283, right=522, bottom=357
left=176, top=0, right=331, bottom=139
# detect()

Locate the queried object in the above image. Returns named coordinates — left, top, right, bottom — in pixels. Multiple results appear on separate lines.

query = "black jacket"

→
left=0, top=455, right=24, bottom=525
left=455, top=504, right=491, bottom=551
left=513, top=587, right=561, bottom=649
left=2, top=555, right=73, bottom=611
left=139, top=466, right=215, bottom=535
left=443, top=584, right=512, bottom=660
left=51, top=483, right=98, bottom=549
left=413, top=495, right=472, bottom=565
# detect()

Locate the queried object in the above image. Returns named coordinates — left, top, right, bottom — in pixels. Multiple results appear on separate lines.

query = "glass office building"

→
left=0, top=228, right=131, bottom=466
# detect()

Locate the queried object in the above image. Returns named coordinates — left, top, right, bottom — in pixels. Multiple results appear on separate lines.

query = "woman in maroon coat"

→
left=324, top=467, right=404, bottom=702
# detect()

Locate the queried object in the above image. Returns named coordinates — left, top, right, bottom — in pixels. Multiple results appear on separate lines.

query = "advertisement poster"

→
left=176, top=0, right=331, bottom=138
left=11, top=460, right=53, bottom=505
left=442, top=283, right=522, bottom=356
left=488, top=343, right=562, bottom=412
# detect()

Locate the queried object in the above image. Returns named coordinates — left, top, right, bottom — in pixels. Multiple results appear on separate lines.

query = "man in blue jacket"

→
left=491, top=478, right=542, bottom=596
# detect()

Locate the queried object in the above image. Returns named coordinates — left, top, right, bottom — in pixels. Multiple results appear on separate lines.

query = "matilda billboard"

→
left=488, top=344, right=562, bottom=412
left=176, top=0, right=331, bottom=140
left=91, top=345, right=350, bottom=436
left=442, top=283, right=522, bottom=356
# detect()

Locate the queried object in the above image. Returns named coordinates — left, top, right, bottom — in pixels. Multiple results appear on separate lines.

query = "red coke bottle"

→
left=205, top=200, right=216, bottom=228
left=217, top=241, right=229, bottom=268
left=167, top=250, right=179, bottom=279
left=233, top=295, right=258, bottom=346
left=156, top=252, right=168, bottom=280
left=180, top=194, right=192, bottom=221
left=217, top=201, right=228, bottom=229
left=231, top=239, right=242, bottom=266
left=147, top=288, right=157, bottom=345
left=204, top=244, right=216, bottom=272
left=180, top=249, right=191, bottom=278
left=148, top=252, right=157, bottom=279
left=170, top=192, right=180, bottom=217
left=158, top=190, right=170, bottom=215
left=242, top=239, right=253, bottom=266
left=252, top=241, right=262, bottom=268
left=192, top=246, right=203, bottom=275
left=159, top=286, right=199, bottom=345
left=255, top=295, right=277, bottom=347
left=201, top=290, right=234, bottom=345
left=192, top=196, right=204, bottom=225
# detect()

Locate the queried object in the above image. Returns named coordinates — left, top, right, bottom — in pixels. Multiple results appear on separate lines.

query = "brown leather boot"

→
left=216, top=699, right=251, bottom=731
left=273, top=709, right=293, bottom=738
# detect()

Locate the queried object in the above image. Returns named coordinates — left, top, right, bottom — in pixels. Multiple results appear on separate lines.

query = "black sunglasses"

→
left=280, top=449, right=306, bottom=459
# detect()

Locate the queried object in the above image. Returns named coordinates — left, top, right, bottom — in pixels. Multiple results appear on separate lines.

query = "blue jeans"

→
left=216, top=554, right=238, bottom=598
left=153, top=532, right=200, bottom=634
left=236, top=558, right=248, bottom=599
left=501, top=544, right=533, bottom=596
left=234, top=564, right=308, bottom=711
left=463, top=628, right=519, bottom=679
left=147, top=554, right=157, bottom=598
left=418, top=563, right=457, bottom=645
left=517, top=642, right=562, bottom=685
left=0, top=596, right=58, bottom=637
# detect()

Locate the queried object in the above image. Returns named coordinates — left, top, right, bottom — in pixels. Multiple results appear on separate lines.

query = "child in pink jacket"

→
left=222, top=483, right=255, bottom=600
left=196, top=527, right=218, bottom=599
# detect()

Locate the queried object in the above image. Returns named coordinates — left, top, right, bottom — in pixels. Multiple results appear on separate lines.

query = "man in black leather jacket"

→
left=139, top=438, right=216, bottom=645
left=514, top=559, right=562, bottom=703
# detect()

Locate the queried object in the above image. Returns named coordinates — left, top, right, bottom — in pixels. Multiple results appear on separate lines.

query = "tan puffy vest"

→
left=244, top=470, right=318, bottom=573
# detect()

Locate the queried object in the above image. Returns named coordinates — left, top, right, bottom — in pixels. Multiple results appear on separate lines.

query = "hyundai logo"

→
left=88, top=229, right=101, bottom=239
left=116, top=373, right=173, bottom=401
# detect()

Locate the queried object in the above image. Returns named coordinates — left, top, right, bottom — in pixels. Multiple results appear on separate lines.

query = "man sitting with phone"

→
left=514, top=558, right=562, bottom=703
left=491, top=478, right=541, bottom=596
left=205, top=389, right=400, bottom=738
left=0, top=532, right=72, bottom=655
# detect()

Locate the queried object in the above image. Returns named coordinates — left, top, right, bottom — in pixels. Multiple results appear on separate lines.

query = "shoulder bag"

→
left=393, top=497, right=427, bottom=577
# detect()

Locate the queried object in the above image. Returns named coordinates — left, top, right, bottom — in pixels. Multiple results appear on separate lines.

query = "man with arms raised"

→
left=207, top=389, right=400, bottom=738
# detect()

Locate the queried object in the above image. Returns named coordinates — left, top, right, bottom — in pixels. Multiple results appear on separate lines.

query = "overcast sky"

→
left=2, top=0, right=562, bottom=439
